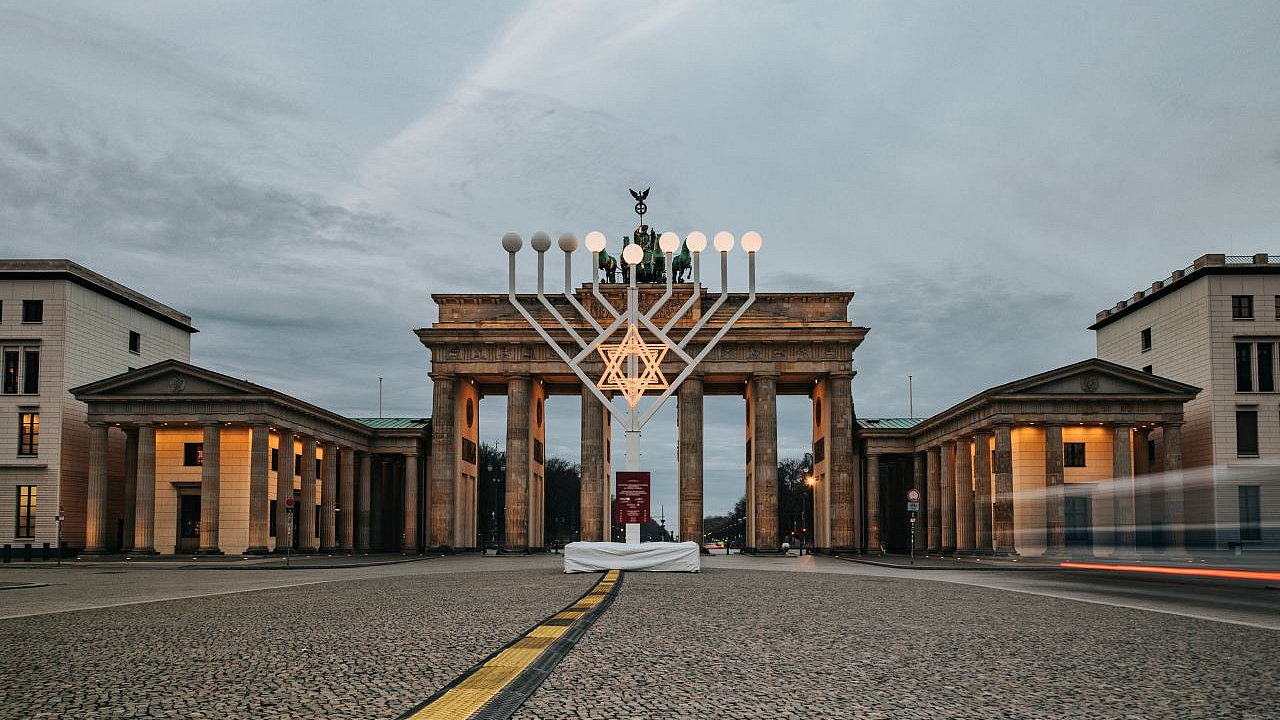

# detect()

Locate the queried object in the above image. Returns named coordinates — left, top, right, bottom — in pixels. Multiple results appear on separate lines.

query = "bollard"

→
left=42, top=542, right=50, bottom=561
left=23, top=543, right=32, bottom=562
left=2, top=544, right=10, bottom=563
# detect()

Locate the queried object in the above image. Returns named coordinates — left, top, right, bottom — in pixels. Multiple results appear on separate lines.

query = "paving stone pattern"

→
left=0, top=570, right=593, bottom=719
left=515, top=569, right=1279, bottom=720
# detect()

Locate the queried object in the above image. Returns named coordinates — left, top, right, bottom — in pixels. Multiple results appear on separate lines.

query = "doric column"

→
left=403, top=452, right=419, bottom=554
left=275, top=428, right=295, bottom=553
left=751, top=373, right=779, bottom=552
left=973, top=430, right=994, bottom=554
left=828, top=372, right=857, bottom=552
left=1044, top=424, right=1066, bottom=553
left=429, top=374, right=457, bottom=549
left=678, top=376, right=704, bottom=547
left=122, top=428, right=138, bottom=552
left=298, top=435, right=317, bottom=551
left=992, top=423, right=1015, bottom=555
left=912, top=451, right=927, bottom=551
left=1133, top=428, right=1153, bottom=551
left=954, top=435, right=975, bottom=553
left=505, top=375, right=531, bottom=552
left=246, top=423, right=271, bottom=554
left=1162, top=422, right=1186, bottom=553
left=940, top=441, right=956, bottom=553
left=580, top=388, right=606, bottom=542
left=1112, top=425, right=1137, bottom=556
left=339, top=447, right=355, bottom=551
left=197, top=422, right=222, bottom=554
left=865, top=452, right=881, bottom=551
left=926, top=446, right=942, bottom=552
left=357, top=452, right=372, bottom=551
left=84, top=422, right=110, bottom=553
left=320, top=441, right=338, bottom=552
left=132, top=424, right=158, bottom=554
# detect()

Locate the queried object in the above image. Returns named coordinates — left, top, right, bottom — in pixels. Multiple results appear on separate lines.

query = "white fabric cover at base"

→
left=563, top=541, right=701, bottom=573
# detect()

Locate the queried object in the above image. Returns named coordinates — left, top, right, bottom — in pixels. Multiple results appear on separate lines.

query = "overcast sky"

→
left=3, top=2, right=1278, bottom=520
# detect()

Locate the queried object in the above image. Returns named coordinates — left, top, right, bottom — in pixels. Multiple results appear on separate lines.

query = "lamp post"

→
left=504, top=216, right=761, bottom=544
left=804, top=474, right=816, bottom=555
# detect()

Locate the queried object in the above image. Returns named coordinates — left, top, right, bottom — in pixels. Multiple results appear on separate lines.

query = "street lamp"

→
left=804, top=474, right=817, bottom=555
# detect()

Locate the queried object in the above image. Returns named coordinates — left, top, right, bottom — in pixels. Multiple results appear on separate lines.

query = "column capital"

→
left=992, top=421, right=1013, bottom=430
left=429, top=371, right=457, bottom=381
left=828, top=370, right=854, bottom=380
left=88, top=420, right=109, bottom=429
left=1163, top=420, right=1184, bottom=429
left=973, top=428, right=994, bottom=438
left=940, top=438, right=956, bottom=447
left=752, top=370, right=780, bottom=379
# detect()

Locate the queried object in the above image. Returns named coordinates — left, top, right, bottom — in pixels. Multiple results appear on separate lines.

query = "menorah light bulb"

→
left=685, top=231, right=707, bottom=253
left=659, top=232, right=680, bottom=253
left=502, top=233, right=523, bottom=253
left=585, top=231, right=607, bottom=253
left=622, top=243, right=643, bottom=264
left=713, top=231, right=735, bottom=252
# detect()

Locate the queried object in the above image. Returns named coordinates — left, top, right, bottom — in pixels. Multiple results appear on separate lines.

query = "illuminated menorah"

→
left=504, top=228, right=761, bottom=543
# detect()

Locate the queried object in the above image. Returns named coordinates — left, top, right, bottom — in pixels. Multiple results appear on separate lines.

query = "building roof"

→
left=0, top=258, right=197, bottom=333
left=857, top=418, right=926, bottom=430
left=351, top=417, right=430, bottom=429
left=1090, top=253, right=1280, bottom=331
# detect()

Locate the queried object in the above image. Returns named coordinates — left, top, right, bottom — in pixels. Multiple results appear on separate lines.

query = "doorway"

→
left=1064, top=495, right=1092, bottom=552
left=177, top=493, right=200, bottom=553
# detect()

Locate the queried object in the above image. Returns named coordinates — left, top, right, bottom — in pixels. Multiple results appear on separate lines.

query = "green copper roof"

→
left=351, top=417, right=429, bottom=429
left=857, top=418, right=926, bottom=430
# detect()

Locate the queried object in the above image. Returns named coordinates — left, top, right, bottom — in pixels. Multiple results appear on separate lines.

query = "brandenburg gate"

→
left=417, top=283, right=867, bottom=554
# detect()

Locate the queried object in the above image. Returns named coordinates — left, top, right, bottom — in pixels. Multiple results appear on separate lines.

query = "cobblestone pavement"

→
left=515, top=567, right=1279, bottom=720
left=0, top=564, right=592, bottom=719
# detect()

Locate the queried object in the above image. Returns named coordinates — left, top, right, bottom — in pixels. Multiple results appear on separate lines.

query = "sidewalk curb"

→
left=0, top=554, right=446, bottom=571
left=835, top=555, right=1062, bottom=571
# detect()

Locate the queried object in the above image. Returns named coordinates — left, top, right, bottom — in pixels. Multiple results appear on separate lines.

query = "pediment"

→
left=998, top=359, right=1199, bottom=398
left=71, top=360, right=265, bottom=399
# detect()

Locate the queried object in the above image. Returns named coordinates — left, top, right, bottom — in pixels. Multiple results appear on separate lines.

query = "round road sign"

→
left=906, top=488, right=922, bottom=503
left=285, top=496, right=296, bottom=509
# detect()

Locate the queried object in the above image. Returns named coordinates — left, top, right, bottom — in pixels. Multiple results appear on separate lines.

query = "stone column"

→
left=1044, top=424, right=1066, bottom=553
left=940, top=441, right=956, bottom=554
left=357, top=452, right=372, bottom=551
left=912, top=451, right=927, bottom=551
left=828, top=372, right=857, bottom=552
left=954, top=435, right=975, bottom=554
left=1112, top=425, right=1137, bottom=556
left=197, top=422, right=222, bottom=554
left=133, top=424, right=158, bottom=554
left=926, top=446, right=942, bottom=552
left=580, top=388, right=606, bottom=542
left=429, top=373, right=457, bottom=549
left=246, top=423, right=271, bottom=554
left=275, top=429, right=295, bottom=553
left=865, top=452, right=881, bottom=551
left=339, top=447, right=355, bottom=551
left=84, top=422, right=110, bottom=554
left=122, top=428, right=138, bottom=552
left=992, top=424, right=1016, bottom=555
left=1133, top=428, right=1152, bottom=550
left=505, top=375, right=531, bottom=552
left=678, top=376, right=704, bottom=547
left=298, top=435, right=317, bottom=552
left=973, top=430, right=994, bottom=554
left=320, top=441, right=338, bottom=552
left=403, top=452, right=420, bottom=554
left=751, top=373, right=779, bottom=552
left=1162, top=422, right=1186, bottom=553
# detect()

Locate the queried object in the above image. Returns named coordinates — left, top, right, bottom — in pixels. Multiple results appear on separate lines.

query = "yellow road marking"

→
left=404, top=571, right=620, bottom=720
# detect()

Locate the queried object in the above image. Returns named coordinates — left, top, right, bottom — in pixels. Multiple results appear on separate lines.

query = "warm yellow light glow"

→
left=622, top=243, right=643, bottom=265
left=585, top=231, right=607, bottom=253
left=804, top=475, right=816, bottom=487
left=596, top=323, right=669, bottom=408
left=713, top=231, right=734, bottom=252
left=686, top=231, right=707, bottom=252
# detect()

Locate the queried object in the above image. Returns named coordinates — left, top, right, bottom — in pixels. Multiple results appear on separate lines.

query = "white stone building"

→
left=1093, top=253, right=1280, bottom=549
left=0, top=260, right=195, bottom=555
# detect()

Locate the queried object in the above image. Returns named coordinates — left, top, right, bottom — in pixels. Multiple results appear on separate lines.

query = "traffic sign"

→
left=907, top=501, right=920, bottom=512
left=285, top=496, right=296, bottom=510
left=906, top=488, right=921, bottom=503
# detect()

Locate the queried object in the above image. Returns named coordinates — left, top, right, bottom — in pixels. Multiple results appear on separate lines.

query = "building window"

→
left=128, top=331, right=140, bottom=354
left=813, top=437, right=826, bottom=464
left=1275, top=296, right=1280, bottom=320
left=18, top=412, right=38, bottom=456
left=2, top=346, right=39, bottom=395
left=15, top=485, right=36, bottom=537
left=269, top=499, right=277, bottom=536
left=1147, top=438, right=1156, bottom=464
left=1232, top=295, right=1254, bottom=319
left=1142, top=365, right=1153, bottom=374
left=271, top=448, right=279, bottom=472
left=1260, top=344, right=1276, bottom=392
left=1236, top=343, right=1254, bottom=392
left=183, top=442, right=204, bottom=466
left=533, top=439, right=544, bottom=465
left=1238, top=486, right=1261, bottom=542
left=21, top=300, right=43, bottom=323
left=295, top=454, right=302, bottom=476
left=1140, top=328, right=1152, bottom=351
left=1236, top=410, right=1259, bottom=457
left=462, top=438, right=477, bottom=464
left=1064, top=442, right=1086, bottom=468
left=23, top=349, right=38, bottom=394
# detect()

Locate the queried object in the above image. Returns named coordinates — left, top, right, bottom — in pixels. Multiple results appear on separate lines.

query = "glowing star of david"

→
left=596, top=323, right=669, bottom=408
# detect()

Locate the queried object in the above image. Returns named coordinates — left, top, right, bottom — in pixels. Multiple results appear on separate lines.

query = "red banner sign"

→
left=615, top=472, right=651, bottom=524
